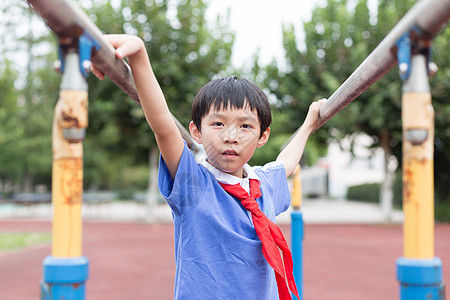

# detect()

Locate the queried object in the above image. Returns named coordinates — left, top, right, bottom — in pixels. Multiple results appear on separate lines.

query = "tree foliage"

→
left=430, top=26, right=450, bottom=203
left=0, top=1, right=57, bottom=192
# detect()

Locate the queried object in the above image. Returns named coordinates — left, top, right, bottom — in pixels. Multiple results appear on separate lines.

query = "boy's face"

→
left=189, top=105, right=270, bottom=178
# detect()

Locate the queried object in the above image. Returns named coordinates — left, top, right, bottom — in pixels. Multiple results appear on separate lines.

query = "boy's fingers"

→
left=91, top=65, right=105, bottom=80
left=102, top=34, right=129, bottom=59
left=115, top=48, right=125, bottom=59
left=313, top=98, right=328, bottom=109
left=310, top=98, right=326, bottom=108
left=116, top=38, right=143, bottom=59
left=103, top=34, right=128, bottom=47
left=103, top=34, right=143, bottom=59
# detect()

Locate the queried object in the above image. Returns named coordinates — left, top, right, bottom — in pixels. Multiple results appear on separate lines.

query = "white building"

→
left=302, top=134, right=386, bottom=199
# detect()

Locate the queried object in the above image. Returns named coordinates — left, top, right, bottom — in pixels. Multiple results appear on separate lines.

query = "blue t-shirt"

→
left=158, top=142, right=290, bottom=300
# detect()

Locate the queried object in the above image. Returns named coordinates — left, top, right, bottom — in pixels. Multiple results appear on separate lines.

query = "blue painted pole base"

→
left=41, top=256, right=89, bottom=300
left=396, top=257, right=445, bottom=300
left=291, top=210, right=304, bottom=300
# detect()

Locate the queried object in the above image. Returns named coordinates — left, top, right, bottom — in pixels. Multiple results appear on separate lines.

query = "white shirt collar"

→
left=200, top=159, right=261, bottom=194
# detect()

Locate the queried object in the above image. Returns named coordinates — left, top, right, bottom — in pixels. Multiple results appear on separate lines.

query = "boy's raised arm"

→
left=93, top=35, right=184, bottom=178
left=276, top=99, right=326, bottom=177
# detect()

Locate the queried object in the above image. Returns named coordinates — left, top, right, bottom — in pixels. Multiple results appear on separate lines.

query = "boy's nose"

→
left=223, top=127, right=238, bottom=143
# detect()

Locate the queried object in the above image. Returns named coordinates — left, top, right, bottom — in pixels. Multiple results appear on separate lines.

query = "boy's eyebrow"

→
left=207, top=112, right=258, bottom=123
left=237, top=115, right=258, bottom=123
left=208, top=112, right=226, bottom=119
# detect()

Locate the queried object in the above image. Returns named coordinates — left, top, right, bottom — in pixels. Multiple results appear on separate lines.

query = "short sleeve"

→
left=158, top=142, right=207, bottom=216
left=254, top=161, right=290, bottom=216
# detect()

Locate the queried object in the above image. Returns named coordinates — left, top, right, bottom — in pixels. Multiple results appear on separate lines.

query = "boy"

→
left=93, top=34, right=325, bottom=300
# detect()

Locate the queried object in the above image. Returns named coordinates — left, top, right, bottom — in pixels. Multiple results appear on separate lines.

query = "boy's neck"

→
left=201, top=159, right=261, bottom=194
left=205, top=159, right=246, bottom=179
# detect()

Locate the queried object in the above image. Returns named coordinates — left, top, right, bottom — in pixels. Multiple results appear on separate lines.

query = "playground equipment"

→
left=27, top=0, right=449, bottom=298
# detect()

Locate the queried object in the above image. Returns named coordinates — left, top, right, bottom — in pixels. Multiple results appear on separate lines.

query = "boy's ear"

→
left=256, top=127, right=270, bottom=148
left=189, top=121, right=203, bottom=144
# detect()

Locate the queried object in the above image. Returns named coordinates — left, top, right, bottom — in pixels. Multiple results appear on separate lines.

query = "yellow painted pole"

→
left=291, top=165, right=302, bottom=210
left=41, top=46, right=90, bottom=300
left=401, top=55, right=434, bottom=259
left=397, top=43, right=443, bottom=300
left=51, top=52, right=88, bottom=258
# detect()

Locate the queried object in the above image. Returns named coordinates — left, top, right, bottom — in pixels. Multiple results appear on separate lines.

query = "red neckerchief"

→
left=220, top=179, right=299, bottom=300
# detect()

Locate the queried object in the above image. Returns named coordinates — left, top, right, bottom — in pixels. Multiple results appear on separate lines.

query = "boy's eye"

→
left=241, top=124, right=253, bottom=129
left=212, top=122, right=224, bottom=127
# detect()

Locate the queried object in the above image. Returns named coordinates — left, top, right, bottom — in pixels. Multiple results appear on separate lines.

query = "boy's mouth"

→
left=222, top=149, right=238, bottom=157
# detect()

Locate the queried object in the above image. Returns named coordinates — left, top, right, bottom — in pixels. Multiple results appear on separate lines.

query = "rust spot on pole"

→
left=61, top=111, right=80, bottom=127
left=58, top=158, right=83, bottom=206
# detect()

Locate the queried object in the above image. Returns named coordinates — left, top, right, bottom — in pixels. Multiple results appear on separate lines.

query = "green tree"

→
left=0, top=61, right=21, bottom=187
left=430, top=27, right=450, bottom=204
left=0, top=1, right=57, bottom=192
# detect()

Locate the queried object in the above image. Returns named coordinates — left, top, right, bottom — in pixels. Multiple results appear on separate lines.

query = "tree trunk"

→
left=146, top=146, right=159, bottom=223
left=379, top=131, right=397, bottom=223
left=23, top=166, right=33, bottom=193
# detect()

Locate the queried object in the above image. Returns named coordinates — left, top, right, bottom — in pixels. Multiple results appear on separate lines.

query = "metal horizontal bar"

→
left=316, top=0, right=450, bottom=129
left=26, top=0, right=202, bottom=153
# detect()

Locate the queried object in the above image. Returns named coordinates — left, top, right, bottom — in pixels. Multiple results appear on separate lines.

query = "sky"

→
left=205, top=0, right=321, bottom=67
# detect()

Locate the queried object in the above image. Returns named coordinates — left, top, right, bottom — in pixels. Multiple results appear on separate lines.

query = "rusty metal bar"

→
left=26, top=0, right=202, bottom=153
left=315, top=0, right=450, bottom=129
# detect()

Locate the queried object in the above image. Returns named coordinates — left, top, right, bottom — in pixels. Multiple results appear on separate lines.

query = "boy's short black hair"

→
left=191, top=76, right=272, bottom=137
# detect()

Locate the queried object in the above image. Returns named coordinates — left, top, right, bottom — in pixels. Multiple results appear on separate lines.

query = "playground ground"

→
left=0, top=200, right=449, bottom=300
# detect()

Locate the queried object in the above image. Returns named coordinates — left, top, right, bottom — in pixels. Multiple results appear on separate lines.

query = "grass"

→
left=0, top=232, right=51, bottom=252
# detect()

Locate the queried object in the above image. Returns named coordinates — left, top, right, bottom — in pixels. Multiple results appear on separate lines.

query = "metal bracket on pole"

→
left=396, top=32, right=412, bottom=80
left=396, top=26, right=438, bottom=82
left=397, top=27, right=436, bottom=146
left=55, top=32, right=100, bottom=143
left=78, top=32, right=101, bottom=77
left=55, top=31, right=101, bottom=78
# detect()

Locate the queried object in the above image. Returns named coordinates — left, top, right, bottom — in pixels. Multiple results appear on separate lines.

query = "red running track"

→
left=0, top=221, right=449, bottom=300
